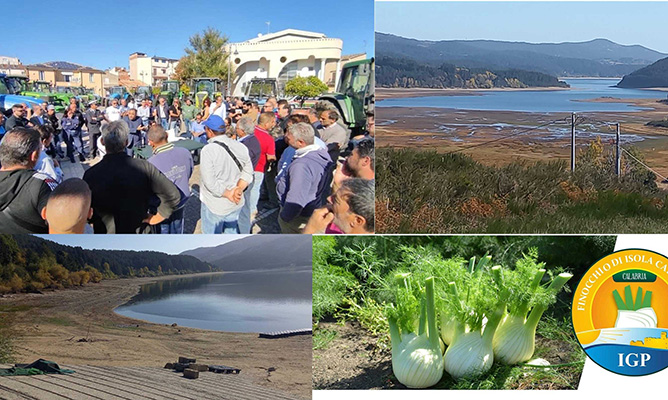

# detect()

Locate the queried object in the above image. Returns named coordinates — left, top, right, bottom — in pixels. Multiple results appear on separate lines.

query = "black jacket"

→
left=4, top=115, right=28, bottom=131
left=83, top=153, right=181, bottom=233
left=0, top=169, right=55, bottom=233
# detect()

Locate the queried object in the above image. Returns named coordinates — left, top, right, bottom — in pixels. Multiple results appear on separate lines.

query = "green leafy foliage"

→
left=175, top=27, right=231, bottom=84
left=284, top=76, right=329, bottom=98
left=0, top=235, right=216, bottom=294
left=377, top=56, right=569, bottom=89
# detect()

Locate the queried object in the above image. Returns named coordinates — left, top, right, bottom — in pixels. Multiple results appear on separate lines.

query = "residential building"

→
left=25, top=61, right=105, bottom=95
left=129, top=52, right=179, bottom=86
left=226, top=29, right=345, bottom=97
left=0, top=56, right=26, bottom=76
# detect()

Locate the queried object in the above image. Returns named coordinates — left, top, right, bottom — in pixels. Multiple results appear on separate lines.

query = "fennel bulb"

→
left=443, top=308, right=503, bottom=380
left=493, top=270, right=572, bottom=365
left=390, top=277, right=443, bottom=388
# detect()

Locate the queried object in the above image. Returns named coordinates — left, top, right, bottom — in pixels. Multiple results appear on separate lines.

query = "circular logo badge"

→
left=572, top=249, right=668, bottom=376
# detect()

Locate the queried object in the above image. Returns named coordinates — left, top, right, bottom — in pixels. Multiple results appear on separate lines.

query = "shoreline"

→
left=376, top=98, right=668, bottom=182
left=0, top=272, right=312, bottom=399
left=376, top=86, right=571, bottom=100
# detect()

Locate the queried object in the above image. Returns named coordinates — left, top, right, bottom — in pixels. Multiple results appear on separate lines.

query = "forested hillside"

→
left=617, top=57, right=668, bottom=88
left=376, top=33, right=666, bottom=77
left=0, top=235, right=216, bottom=293
left=377, top=56, right=569, bottom=89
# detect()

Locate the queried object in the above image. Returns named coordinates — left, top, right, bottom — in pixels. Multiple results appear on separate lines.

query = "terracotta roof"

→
left=119, top=78, right=146, bottom=88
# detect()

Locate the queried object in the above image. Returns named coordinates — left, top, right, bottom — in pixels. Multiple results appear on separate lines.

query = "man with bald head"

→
left=41, top=178, right=93, bottom=234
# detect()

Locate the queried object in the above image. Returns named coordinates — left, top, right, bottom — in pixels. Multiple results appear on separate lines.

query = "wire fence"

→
left=440, top=112, right=668, bottom=182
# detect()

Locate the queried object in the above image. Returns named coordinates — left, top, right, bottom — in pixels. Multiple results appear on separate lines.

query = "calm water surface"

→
left=378, top=79, right=667, bottom=113
left=115, top=270, right=312, bottom=333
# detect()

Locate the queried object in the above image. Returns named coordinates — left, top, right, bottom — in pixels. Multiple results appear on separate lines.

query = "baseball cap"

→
left=202, top=115, right=226, bottom=132
left=47, top=105, right=55, bottom=111
left=88, top=100, right=98, bottom=106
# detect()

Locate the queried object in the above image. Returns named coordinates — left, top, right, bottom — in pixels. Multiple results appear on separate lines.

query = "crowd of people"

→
left=0, top=91, right=375, bottom=235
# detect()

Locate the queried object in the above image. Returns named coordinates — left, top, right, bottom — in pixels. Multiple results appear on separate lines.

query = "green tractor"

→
left=53, top=86, right=78, bottom=109
left=4, top=76, right=67, bottom=113
left=191, top=77, right=222, bottom=108
left=159, top=80, right=180, bottom=104
left=318, top=58, right=375, bottom=136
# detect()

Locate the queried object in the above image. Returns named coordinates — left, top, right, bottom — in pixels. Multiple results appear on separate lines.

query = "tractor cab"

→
left=135, top=86, right=152, bottom=102
left=0, top=73, right=43, bottom=116
left=192, top=77, right=222, bottom=108
left=244, top=78, right=278, bottom=105
left=318, top=58, right=374, bottom=136
left=4, top=76, right=29, bottom=94
left=160, top=80, right=180, bottom=103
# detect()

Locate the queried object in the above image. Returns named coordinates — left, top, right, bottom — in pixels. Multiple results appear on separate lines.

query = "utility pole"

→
left=571, top=112, right=576, bottom=172
left=616, top=123, right=621, bottom=177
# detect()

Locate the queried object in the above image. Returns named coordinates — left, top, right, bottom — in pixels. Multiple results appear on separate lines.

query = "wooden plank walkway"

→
left=0, top=365, right=302, bottom=400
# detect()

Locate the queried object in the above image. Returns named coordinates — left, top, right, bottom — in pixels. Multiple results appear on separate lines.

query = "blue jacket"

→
left=276, top=145, right=333, bottom=221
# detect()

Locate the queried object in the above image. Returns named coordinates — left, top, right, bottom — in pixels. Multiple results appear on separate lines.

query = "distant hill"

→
left=377, top=56, right=569, bottom=89
left=617, top=57, right=668, bottom=88
left=181, top=235, right=312, bottom=272
left=0, top=235, right=214, bottom=293
left=376, top=33, right=667, bottom=77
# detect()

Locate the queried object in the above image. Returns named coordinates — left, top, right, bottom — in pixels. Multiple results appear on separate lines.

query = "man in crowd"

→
left=122, top=108, right=146, bottom=154
left=29, top=104, right=46, bottom=127
left=42, top=178, right=93, bottom=234
left=276, top=122, right=333, bottom=233
left=263, top=97, right=277, bottom=113
left=136, top=99, right=152, bottom=143
left=308, top=107, right=323, bottom=131
left=181, top=97, right=198, bottom=138
left=104, top=98, right=122, bottom=122
left=4, top=104, right=30, bottom=131
left=61, top=104, right=86, bottom=162
left=147, top=125, right=194, bottom=234
left=85, top=100, right=104, bottom=159
left=154, top=96, right=170, bottom=130
left=254, top=112, right=278, bottom=207
left=190, top=113, right=207, bottom=143
left=45, top=105, right=64, bottom=158
left=319, top=109, right=349, bottom=151
left=245, top=101, right=260, bottom=123
left=0, top=128, right=57, bottom=233
left=235, top=116, right=262, bottom=234
left=303, top=178, right=374, bottom=234
left=119, top=98, right=131, bottom=117
left=276, top=99, right=291, bottom=133
left=276, top=114, right=328, bottom=183
left=209, top=95, right=227, bottom=120
left=333, top=138, right=375, bottom=191
left=83, top=120, right=181, bottom=233
left=35, top=125, right=63, bottom=183
left=199, top=115, right=253, bottom=234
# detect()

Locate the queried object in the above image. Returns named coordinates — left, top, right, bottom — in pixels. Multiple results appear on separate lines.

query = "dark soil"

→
left=312, top=321, right=584, bottom=390
left=312, top=321, right=393, bottom=390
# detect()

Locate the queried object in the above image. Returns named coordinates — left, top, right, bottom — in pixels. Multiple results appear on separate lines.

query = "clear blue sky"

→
left=34, top=235, right=248, bottom=254
left=376, top=1, right=668, bottom=53
left=5, top=0, right=374, bottom=70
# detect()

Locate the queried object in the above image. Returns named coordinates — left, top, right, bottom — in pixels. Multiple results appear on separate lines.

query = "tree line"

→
left=0, top=235, right=216, bottom=294
left=376, top=56, right=569, bottom=89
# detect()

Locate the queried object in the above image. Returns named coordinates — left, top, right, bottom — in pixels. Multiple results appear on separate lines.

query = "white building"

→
left=227, top=29, right=344, bottom=97
left=129, top=52, right=179, bottom=86
left=0, top=56, right=26, bottom=76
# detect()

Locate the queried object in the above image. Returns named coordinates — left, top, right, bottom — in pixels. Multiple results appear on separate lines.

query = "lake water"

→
left=378, top=79, right=667, bottom=113
left=115, top=270, right=312, bottom=333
